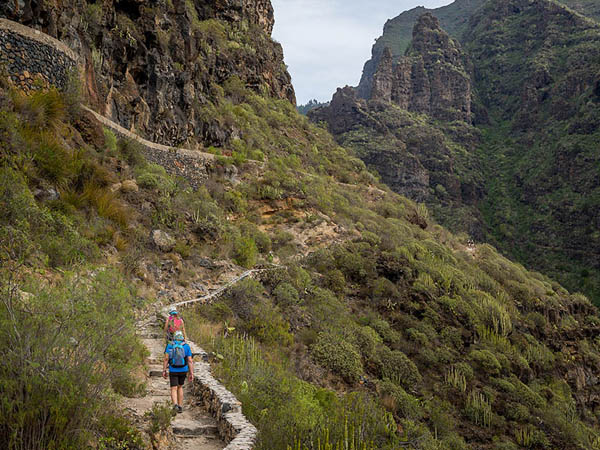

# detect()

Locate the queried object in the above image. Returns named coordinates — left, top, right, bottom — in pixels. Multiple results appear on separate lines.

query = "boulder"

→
left=151, top=230, right=175, bottom=252
left=121, top=179, right=139, bottom=193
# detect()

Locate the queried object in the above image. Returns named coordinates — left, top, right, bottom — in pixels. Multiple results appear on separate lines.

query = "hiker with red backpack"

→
left=164, top=308, right=187, bottom=343
left=162, top=330, right=194, bottom=413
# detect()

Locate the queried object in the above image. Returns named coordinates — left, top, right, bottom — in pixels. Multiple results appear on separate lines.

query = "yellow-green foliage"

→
left=465, top=391, right=492, bottom=427
left=0, top=268, right=145, bottom=448
left=445, top=366, right=467, bottom=392
left=312, top=332, right=363, bottom=383
left=374, top=346, right=422, bottom=388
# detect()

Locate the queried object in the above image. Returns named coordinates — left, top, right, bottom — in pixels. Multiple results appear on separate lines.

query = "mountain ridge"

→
left=1, top=1, right=600, bottom=449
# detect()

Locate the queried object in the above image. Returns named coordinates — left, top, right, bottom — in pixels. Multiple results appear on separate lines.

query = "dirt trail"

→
left=133, top=314, right=224, bottom=450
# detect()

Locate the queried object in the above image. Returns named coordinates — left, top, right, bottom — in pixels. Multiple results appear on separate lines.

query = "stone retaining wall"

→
left=0, top=18, right=220, bottom=189
left=83, top=107, right=219, bottom=189
left=0, top=18, right=77, bottom=90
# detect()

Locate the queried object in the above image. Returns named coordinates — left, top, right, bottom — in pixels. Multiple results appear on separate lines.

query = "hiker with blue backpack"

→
left=162, top=330, right=194, bottom=413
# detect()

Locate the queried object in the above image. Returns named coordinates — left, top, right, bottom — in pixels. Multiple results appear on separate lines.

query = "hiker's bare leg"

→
left=170, top=386, right=178, bottom=405
left=177, top=385, right=184, bottom=406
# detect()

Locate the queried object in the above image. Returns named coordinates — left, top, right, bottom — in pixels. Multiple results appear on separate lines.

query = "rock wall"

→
left=0, top=18, right=77, bottom=90
left=0, top=0, right=295, bottom=149
left=83, top=106, right=219, bottom=190
left=370, top=13, right=473, bottom=123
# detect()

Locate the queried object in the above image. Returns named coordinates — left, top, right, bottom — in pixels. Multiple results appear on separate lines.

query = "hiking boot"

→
left=172, top=404, right=179, bottom=414
left=176, top=405, right=183, bottom=413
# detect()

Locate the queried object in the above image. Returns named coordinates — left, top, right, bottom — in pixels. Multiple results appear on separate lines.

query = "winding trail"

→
left=133, top=266, right=282, bottom=449
left=134, top=315, right=224, bottom=450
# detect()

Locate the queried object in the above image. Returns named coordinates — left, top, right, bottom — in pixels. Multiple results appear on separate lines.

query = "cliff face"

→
left=358, top=0, right=600, bottom=100
left=357, top=0, right=485, bottom=99
left=0, top=0, right=295, bottom=148
left=370, top=13, right=472, bottom=122
left=316, top=0, right=600, bottom=304
left=311, top=13, right=482, bottom=235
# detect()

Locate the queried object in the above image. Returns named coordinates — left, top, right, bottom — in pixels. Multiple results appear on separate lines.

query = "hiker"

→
left=162, top=331, right=194, bottom=413
left=164, top=308, right=187, bottom=343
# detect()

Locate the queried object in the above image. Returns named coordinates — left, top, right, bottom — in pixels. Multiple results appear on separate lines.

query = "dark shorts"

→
left=169, top=371, right=188, bottom=387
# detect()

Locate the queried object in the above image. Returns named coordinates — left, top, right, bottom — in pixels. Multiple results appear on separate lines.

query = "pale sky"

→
left=271, top=0, right=453, bottom=104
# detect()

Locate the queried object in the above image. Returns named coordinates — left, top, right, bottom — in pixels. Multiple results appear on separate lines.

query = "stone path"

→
left=134, top=314, right=225, bottom=450
left=82, top=106, right=216, bottom=162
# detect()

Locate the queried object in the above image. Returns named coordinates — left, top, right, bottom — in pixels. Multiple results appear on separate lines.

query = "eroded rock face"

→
left=310, top=14, right=483, bottom=235
left=369, top=13, right=473, bottom=123
left=0, top=0, right=295, bottom=148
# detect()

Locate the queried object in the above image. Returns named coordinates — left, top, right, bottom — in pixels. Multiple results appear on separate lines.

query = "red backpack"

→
left=168, top=316, right=183, bottom=334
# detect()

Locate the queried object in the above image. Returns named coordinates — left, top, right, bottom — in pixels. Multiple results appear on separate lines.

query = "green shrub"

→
left=0, top=269, right=143, bottom=448
left=351, top=325, right=382, bottom=360
left=312, top=332, right=363, bottom=382
left=470, top=349, right=502, bottom=375
left=378, top=380, right=422, bottom=420
left=272, top=282, right=300, bottom=307
left=509, top=377, right=545, bottom=409
left=135, top=163, right=176, bottom=193
left=104, top=128, right=117, bottom=153
left=233, top=235, right=258, bottom=268
left=146, top=402, right=175, bottom=434
left=97, top=415, right=145, bottom=450
left=244, top=300, right=293, bottom=346
left=117, top=138, right=145, bottom=167
left=374, top=346, right=422, bottom=388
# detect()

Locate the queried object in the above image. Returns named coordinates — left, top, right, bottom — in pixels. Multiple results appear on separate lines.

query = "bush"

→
left=312, top=332, right=363, bottom=382
left=135, top=163, right=176, bottom=193
left=104, top=128, right=117, bottom=153
left=118, top=138, right=145, bottom=167
left=146, top=402, right=174, bottom=434
left=470, top=349, right=502, bottom=375
left=233, top=235, right=258, bottom=268
left=0, top=269, right=143, bottom=448
left=272, top=282, right=300, bottom=307
left=374, top=346, right=422, bottom=389
left=243, top=300, right=293, bottom=346
left=378, top=380, right=422, bottom=420
left=351, top=325, right=382, bottom=360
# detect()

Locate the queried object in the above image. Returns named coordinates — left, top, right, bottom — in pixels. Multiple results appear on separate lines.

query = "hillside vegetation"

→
left=1, top=1, right=600, bottom=450
left=317, top=0, right=600, bottom=306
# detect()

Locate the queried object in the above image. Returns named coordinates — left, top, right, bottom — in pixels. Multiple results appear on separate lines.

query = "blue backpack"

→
left=169, top=342, right=186, bottom=368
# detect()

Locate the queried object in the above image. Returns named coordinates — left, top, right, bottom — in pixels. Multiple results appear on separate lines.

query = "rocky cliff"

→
left=311, top=14, right=482, bottom=235
left=370, top=13, right=472, bottom=123
left=315, top=0, right=600, bottom=304
left=0, top=0, right=295, bottom=148
left=358, top=0, right=600, bottom=101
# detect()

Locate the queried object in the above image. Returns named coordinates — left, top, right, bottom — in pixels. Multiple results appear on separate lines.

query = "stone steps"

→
left=134, top=334, right=225, bottom=449
left=172, top=419, right=219, bottom=437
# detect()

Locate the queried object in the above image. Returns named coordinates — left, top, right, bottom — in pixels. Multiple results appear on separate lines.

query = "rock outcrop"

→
left=369, top=13, right=473, bottom=122
left=0, top=0, right=295, bottom=148
left=310, top=13, right=482, bottom=235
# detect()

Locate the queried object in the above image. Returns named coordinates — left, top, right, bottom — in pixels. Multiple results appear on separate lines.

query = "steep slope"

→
left=316, top=0, right=600, bottom=304
left=1, top=1, right=600, bottom=450
left=0, top=0, right=295, bottom=148
left=358, top=0, right=600, bottom=99
left=463, top=0, right=600, bottom=305
left=311, top=14, right=485, bottom=236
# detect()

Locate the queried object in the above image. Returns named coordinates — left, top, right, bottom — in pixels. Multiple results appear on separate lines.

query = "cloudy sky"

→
left=271, top=0, right=453, bottom=104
